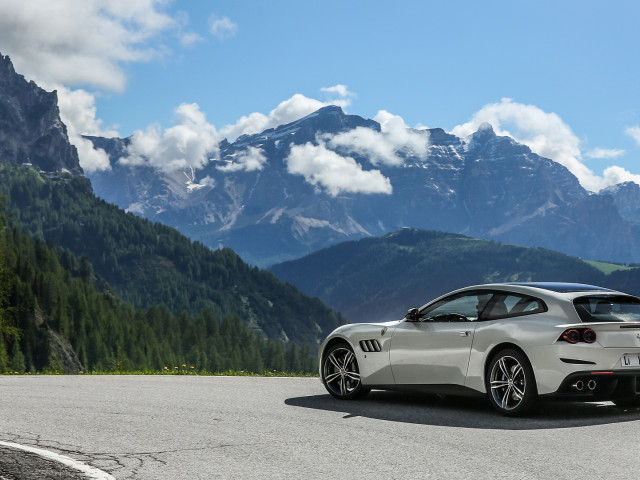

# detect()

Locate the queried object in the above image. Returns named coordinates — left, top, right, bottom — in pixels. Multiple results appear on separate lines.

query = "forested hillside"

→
left=0, top=208, right=317, bottom=373
left=0, top=164, right=344, bottom=347
left=271, top=229, right=630, bottom=323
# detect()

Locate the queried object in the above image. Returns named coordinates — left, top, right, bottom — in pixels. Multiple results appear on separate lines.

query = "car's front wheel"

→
left=322, top=342, right=369, bottom=400
left=486, top=349, right=537, bottom=416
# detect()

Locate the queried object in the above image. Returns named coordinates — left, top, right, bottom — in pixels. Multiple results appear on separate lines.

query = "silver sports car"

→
left=319, top=282, right=640, bottom=416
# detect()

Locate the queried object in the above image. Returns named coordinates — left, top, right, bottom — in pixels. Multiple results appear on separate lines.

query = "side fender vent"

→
left=359, top=339, right=382, bottom=352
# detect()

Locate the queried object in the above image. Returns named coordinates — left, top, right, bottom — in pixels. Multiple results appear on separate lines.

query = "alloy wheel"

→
left=489, top=355, right=526, bottom=411
left=322, top=345, right=364, bottom=399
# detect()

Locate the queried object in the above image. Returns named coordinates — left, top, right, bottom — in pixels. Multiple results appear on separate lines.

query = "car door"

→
left=389, top=291, right=494, bottom=386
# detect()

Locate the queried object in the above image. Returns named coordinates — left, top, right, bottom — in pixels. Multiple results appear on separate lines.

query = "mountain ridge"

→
left=87, top=106, right=640, bottom=266
left=269, top=228, right=640, bottom=323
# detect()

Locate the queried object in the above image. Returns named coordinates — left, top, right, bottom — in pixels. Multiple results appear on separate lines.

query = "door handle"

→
left=459, top=331, right=471, bottom=337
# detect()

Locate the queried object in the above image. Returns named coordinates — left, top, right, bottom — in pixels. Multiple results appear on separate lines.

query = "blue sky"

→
left=1, top=0, right=639, bottom=191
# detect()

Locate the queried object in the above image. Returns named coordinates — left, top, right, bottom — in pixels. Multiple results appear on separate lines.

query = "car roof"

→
left=416, top=282, right=630, bottom=313
left=503, top=282, right=616, bottom=293
left=447, top=282, right=624, bottom=302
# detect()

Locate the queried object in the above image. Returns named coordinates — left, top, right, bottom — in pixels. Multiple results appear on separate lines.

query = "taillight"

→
left=560, top=328, right=597, bottom=344
left=582, top=328, right=597, bottom=343
left=562, top=329, right=581, bottom=343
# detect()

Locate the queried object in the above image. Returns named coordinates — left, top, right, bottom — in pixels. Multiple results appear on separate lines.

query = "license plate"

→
left=621, top=354, right=640, bottom=367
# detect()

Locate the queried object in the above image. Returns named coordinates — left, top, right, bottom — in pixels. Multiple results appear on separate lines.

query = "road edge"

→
left=0, top=441, right=114, bottom=479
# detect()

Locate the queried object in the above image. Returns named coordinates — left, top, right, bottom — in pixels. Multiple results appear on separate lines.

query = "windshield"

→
left=573, top=295, right=640, bottom=323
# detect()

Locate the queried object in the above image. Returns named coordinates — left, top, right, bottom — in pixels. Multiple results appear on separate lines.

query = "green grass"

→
left=585, top=260, right=634, bottom=275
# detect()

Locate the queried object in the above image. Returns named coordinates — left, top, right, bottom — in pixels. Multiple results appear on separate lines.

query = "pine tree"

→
left=9, top=337, right=26, bottom=372
left=0, top=196, right=20, bottom=367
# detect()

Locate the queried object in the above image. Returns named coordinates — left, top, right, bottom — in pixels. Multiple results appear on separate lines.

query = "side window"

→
left=484, top=294, right=545, bottom=320
left=421, top=292, right=494, bottom=322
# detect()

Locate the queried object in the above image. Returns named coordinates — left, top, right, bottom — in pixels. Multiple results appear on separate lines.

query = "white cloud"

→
left=220, top=94, right=325, bottom=140
left=209, top=14, right=238, bottom=40
left=0, top=1, right=202, bottom=172
left=320, top=85, right=350, bottom=97
left=626, top=126, right=640, bottom=146
left=217, top=147, right=267, bottom=172
left=327, top=127, right=402, bottom=166
left=0, top=0, right=181, bottom=92
left=179, top=31, right=204, bottom=47
left=111, top=86, right=357, bottom=174
left=56, top=87, right=118, bottom=138
left=320, top=84, right=355, bottom=108
left=120, top=103, right=220, bottom=172
left=56, top=86, right=118, bottom=172
left=601, top=166, right=640, bottom=187
left=220, top=86, right=356, bottom=141
left=324, top=110, right=429, bottom=166
left=585, top=148, right=625, bottom=159
left=452, top=98, right=582, bottom=169
left=452, top=98, right=637, bottom=191
left=73, top=139, right=112, bottom=173
left=282, top=108, right=428, bottom=194
left=286, top=142, right=392, bottom=196
left=374, top=110, right=430, bottom=158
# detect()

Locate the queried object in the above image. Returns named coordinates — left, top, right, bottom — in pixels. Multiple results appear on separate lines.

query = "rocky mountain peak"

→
left=425, top=128, right=463, bottom=146
left=233, top=104, right=379, bottom=149
left=1, top=54, right=18, bottom=80
left=600, top=180, right=640, bottom=223
left=467, top=122, right=531, bottom=157
left=601, top=181, right=639, bottom=194
left=477, top=121, right=495, bottom=133
left=0, top=52, right=84, bottom=176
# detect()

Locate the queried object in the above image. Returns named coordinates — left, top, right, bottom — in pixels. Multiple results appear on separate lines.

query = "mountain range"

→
left=86, top=103, right=640, bottom=267
left=3, top=49, right=640, bottom=273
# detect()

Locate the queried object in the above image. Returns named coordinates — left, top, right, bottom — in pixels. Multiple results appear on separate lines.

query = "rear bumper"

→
left=530, top=344, right=640, bottom=395
left=541, top=369, right=640, bottom=401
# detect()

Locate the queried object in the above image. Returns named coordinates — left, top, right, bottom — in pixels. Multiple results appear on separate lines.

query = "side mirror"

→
left=405, top=308, right=420, bottom=321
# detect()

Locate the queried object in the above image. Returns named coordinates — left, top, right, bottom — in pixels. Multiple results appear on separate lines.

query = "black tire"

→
left=486, top=348, right=538, bottom=416
left=321, top=342, right=370, bottom=400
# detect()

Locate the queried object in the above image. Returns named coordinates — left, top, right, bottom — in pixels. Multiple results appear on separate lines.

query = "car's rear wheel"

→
left=486, top=349, right=537, bottom=416
left=322, top=342, right=369, bottom=400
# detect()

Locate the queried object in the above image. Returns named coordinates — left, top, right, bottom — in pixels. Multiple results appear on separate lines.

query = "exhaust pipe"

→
left=572, top=380, right=584, bottom=391
left=587, top=379, right=597, bottom=391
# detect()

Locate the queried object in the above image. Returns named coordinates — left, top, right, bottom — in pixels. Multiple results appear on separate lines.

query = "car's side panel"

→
left=389, top=321, right=476, bottom=385
left=319, top=322, right=397, bottom=386
left=465, top=315, right=567, bottom=393
left=356, top=336, right=395, bottom=386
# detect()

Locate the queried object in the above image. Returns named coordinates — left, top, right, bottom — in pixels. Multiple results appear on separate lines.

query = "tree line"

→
left=0, top=164, right=344, bottom=348
left=0, top=194, right=318, bottom=374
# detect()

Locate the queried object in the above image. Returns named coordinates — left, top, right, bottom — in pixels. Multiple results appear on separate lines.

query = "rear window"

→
left=573, top=295, right=640, bottom=323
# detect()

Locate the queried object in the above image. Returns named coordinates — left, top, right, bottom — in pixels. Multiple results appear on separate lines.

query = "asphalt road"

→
left=1, top=375, right=640, bottom=479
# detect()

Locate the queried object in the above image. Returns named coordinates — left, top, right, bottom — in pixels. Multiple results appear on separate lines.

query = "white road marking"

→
left=0, top=441, right=114, bottom=479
